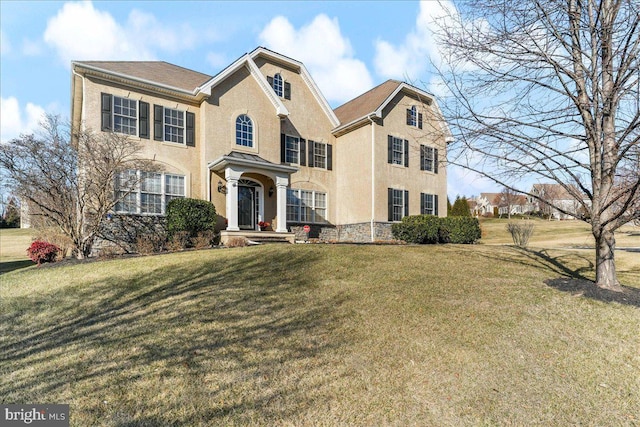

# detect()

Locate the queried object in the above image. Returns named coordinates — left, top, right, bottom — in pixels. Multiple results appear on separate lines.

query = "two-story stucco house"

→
left=71, top=47, right=451, bottom=245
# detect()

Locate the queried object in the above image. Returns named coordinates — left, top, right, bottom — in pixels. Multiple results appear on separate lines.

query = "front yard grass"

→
left=1, top=244, right=639, bottom=426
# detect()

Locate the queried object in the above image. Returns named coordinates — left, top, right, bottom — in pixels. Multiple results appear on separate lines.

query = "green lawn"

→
left=1, top=241, right=639, bottom=426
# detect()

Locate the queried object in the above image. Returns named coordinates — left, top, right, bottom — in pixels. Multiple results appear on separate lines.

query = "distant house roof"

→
left=75, top=61, right=212, bottom=93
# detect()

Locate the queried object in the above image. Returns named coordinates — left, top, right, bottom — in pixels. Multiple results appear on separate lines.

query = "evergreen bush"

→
left=391, top=216, right=481, bottom=245
left=166, top=198, right=217, bottom=242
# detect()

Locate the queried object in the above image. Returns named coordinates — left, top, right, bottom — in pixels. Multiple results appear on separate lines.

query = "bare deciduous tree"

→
left=435, top=0, right=639, bottom=289
left=0, top=115, right=158, bottom=258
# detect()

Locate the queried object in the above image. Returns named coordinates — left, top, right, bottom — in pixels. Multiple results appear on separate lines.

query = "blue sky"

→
left=0, top=0, right=498, bottom=198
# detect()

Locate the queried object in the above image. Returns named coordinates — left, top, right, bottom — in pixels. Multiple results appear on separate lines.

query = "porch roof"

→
left=207, top=151, right=299, bottom=174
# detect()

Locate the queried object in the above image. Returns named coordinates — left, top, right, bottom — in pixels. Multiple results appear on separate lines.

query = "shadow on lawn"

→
left=514, top=247, right=640, bottom=308
left=0, top=259, right=33, bottom=274
left=0, top=248, right=351, bottom=425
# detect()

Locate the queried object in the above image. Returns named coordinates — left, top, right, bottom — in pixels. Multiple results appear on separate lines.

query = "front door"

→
left=238, top=185, right=255, bottom=230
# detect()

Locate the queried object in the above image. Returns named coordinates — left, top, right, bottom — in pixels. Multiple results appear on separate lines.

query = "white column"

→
left=275, top=174, right=289, bottom=233
left=225, top=168, right=243, bottom=231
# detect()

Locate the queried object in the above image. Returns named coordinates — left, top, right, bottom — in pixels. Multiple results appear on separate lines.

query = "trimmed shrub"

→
left=27, top=241, right=61, bottom=265
left=439, top=217, right=482, bottom=244
left=226, top=237, right=248, bottom=248
left=166, top=198, right=217, bottom=242
left=391, top=215, right=481, bottom=245
left=391, top=215, right=440, bottom=244
left=135, top=234, right=165, bottom=255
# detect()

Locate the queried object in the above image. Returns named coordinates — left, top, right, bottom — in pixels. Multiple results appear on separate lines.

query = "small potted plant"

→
left=258, top=221, right=270, bottom=231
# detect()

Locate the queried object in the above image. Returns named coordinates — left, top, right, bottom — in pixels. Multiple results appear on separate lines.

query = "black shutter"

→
left=284, top=82, right=291, bottom=100
left=186, top=112, right=195, bottom=147
left=388, top=188, right=393, bottom=221
left=267, top=76, right=274, bottom=87
left=421, top=193, right=425, bottom=215
left=406, top=108, right=412, bottom=125
left=434, top=195, right=439, bottom=216
left=434, top=148, right=439, bottom=174
left=404, top=139, right=409, bottom=167
left=307, top=140, right=313, bottom=167
left=327, top=144, right=333, bottom=170
left=154, top=105, right=163, bottom=141
left=387, top=135, right=393, bottom=164
left=300, top=138, right=306, bottom=166
left=420, top=145, right=425, bottom=171
left=101, top=93, right=112, bottom=131
left=418, top=113, right=423, bottom=129
left=138, top=101, right=149, bottom=139
left=281, top=133, right=286, bottom=163
left=404, top=190, right=409, bottom=217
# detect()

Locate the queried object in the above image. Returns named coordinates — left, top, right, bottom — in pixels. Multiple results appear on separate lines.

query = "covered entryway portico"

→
left=208, top=151, right=297, bottom=243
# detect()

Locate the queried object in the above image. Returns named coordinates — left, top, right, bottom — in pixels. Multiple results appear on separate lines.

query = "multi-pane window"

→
left=407, top=106, right=417, bottom=127
left=421, top=193, right=438, bottom=216
left=164, top=108, right=184, bottom=144
left=165, top=174, right=185, bottom=206
left=313, top=142, right=327, bottom=169
left=391, top=136, right=404, bottom=165
left=141, top=172, right=162, bottom=214
left=407, top=106, right=423, bottom=129
left=420, top=145, right=438, bottom=173
left=115, top=170, right=185, bottom=215
left=392, top=189, right=404, bottom=221
left=236, top=114, right=253, bottom=147
left=286, top=189, right=328, bottom=223
left=115, top=170, right=138, bottom=213
left=273, top=73, right=283, bottom=97
left=285, top=135, right=300, bottom=164
left=388, top=188, right=408, bottom=222
left=113, top=96, right=137, bottom=135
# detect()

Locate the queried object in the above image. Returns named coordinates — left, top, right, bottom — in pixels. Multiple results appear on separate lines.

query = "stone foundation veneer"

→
left=289, top=222, right=394, bottom=243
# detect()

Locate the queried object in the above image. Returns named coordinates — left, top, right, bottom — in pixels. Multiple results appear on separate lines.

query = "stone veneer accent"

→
left=91, top=215, right=167, bottom=256
left=289, top=222, right=394, bottom=243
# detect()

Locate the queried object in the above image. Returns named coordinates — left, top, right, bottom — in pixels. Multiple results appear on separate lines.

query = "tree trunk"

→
left=594, top=228, right=622, bottom=291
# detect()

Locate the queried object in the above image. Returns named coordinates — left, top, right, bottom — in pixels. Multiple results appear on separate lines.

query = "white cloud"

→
left=206, top=52, right=228, bottom=70
left=0, top=30, right=10, bottom=55
left=258, top=14, right=373, bottom=104
left=0, top=97, right=46, bottom=143
left=43, top=1, right=199, bottom=65
left=374, top=0, right=457, bottom=82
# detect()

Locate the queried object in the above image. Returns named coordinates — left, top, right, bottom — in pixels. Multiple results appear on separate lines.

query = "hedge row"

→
left=391, top=215, right=481, bottom=244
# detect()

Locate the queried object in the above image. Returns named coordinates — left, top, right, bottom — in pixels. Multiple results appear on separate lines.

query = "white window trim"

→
left=313, top=141, right=327, bottom=169
left=235, top=114, right=254, bottom=147
left=115, top=170, right=186, bottom=216
left=391, top=188, right=406, bottom=222
left=273, top=73, right=284, bottom=98
left=391, top=136, right=404, bottom=166
left=421, top=145, right=436, bottom=172
left=286, top=188, right=328, bottom=224
left=408, top=106, right=417, bottom=127
left=163, top=107, right=185, bottom=145
left=113, top=96, right=138, bottom=136
left=421, top=193, right=436, bottom=216
left=285, top=134, right=300, bottom=165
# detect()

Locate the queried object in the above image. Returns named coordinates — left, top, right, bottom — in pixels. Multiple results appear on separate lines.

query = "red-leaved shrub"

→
left=27, top=241, right=61, bottom=265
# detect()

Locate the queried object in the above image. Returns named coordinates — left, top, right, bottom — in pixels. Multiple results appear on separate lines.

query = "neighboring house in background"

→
left=528, top=183, right=585, bottom=220
left=70, top=47, right=451, bottom=246
left=475, top=193, right=501, bottom=216
left=474, top=192, right=533, bottom=217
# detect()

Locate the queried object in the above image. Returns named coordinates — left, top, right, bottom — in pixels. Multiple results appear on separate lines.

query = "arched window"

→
left=236, top=114, right=253, bottom=147
left=273, top=73, right=283, bottom=97
left=408, top=106, right=417, bottom=126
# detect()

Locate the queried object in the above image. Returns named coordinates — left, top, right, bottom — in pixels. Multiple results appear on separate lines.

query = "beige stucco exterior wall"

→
left=333, top=124, right=374, bottom=224
left=73, top=73, right=203, bottom=199
left=373, top=91, right=448, bottom=219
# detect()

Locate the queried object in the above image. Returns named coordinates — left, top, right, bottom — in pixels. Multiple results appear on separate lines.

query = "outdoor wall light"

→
left=217, top=180, right=227, bottom=194
left=269, top=186, right=274, bottom=197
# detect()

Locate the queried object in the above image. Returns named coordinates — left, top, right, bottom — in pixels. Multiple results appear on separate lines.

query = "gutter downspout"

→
left=368, top=115, right=376, bottom=242
left=72, top=67, right=86, bottom=132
